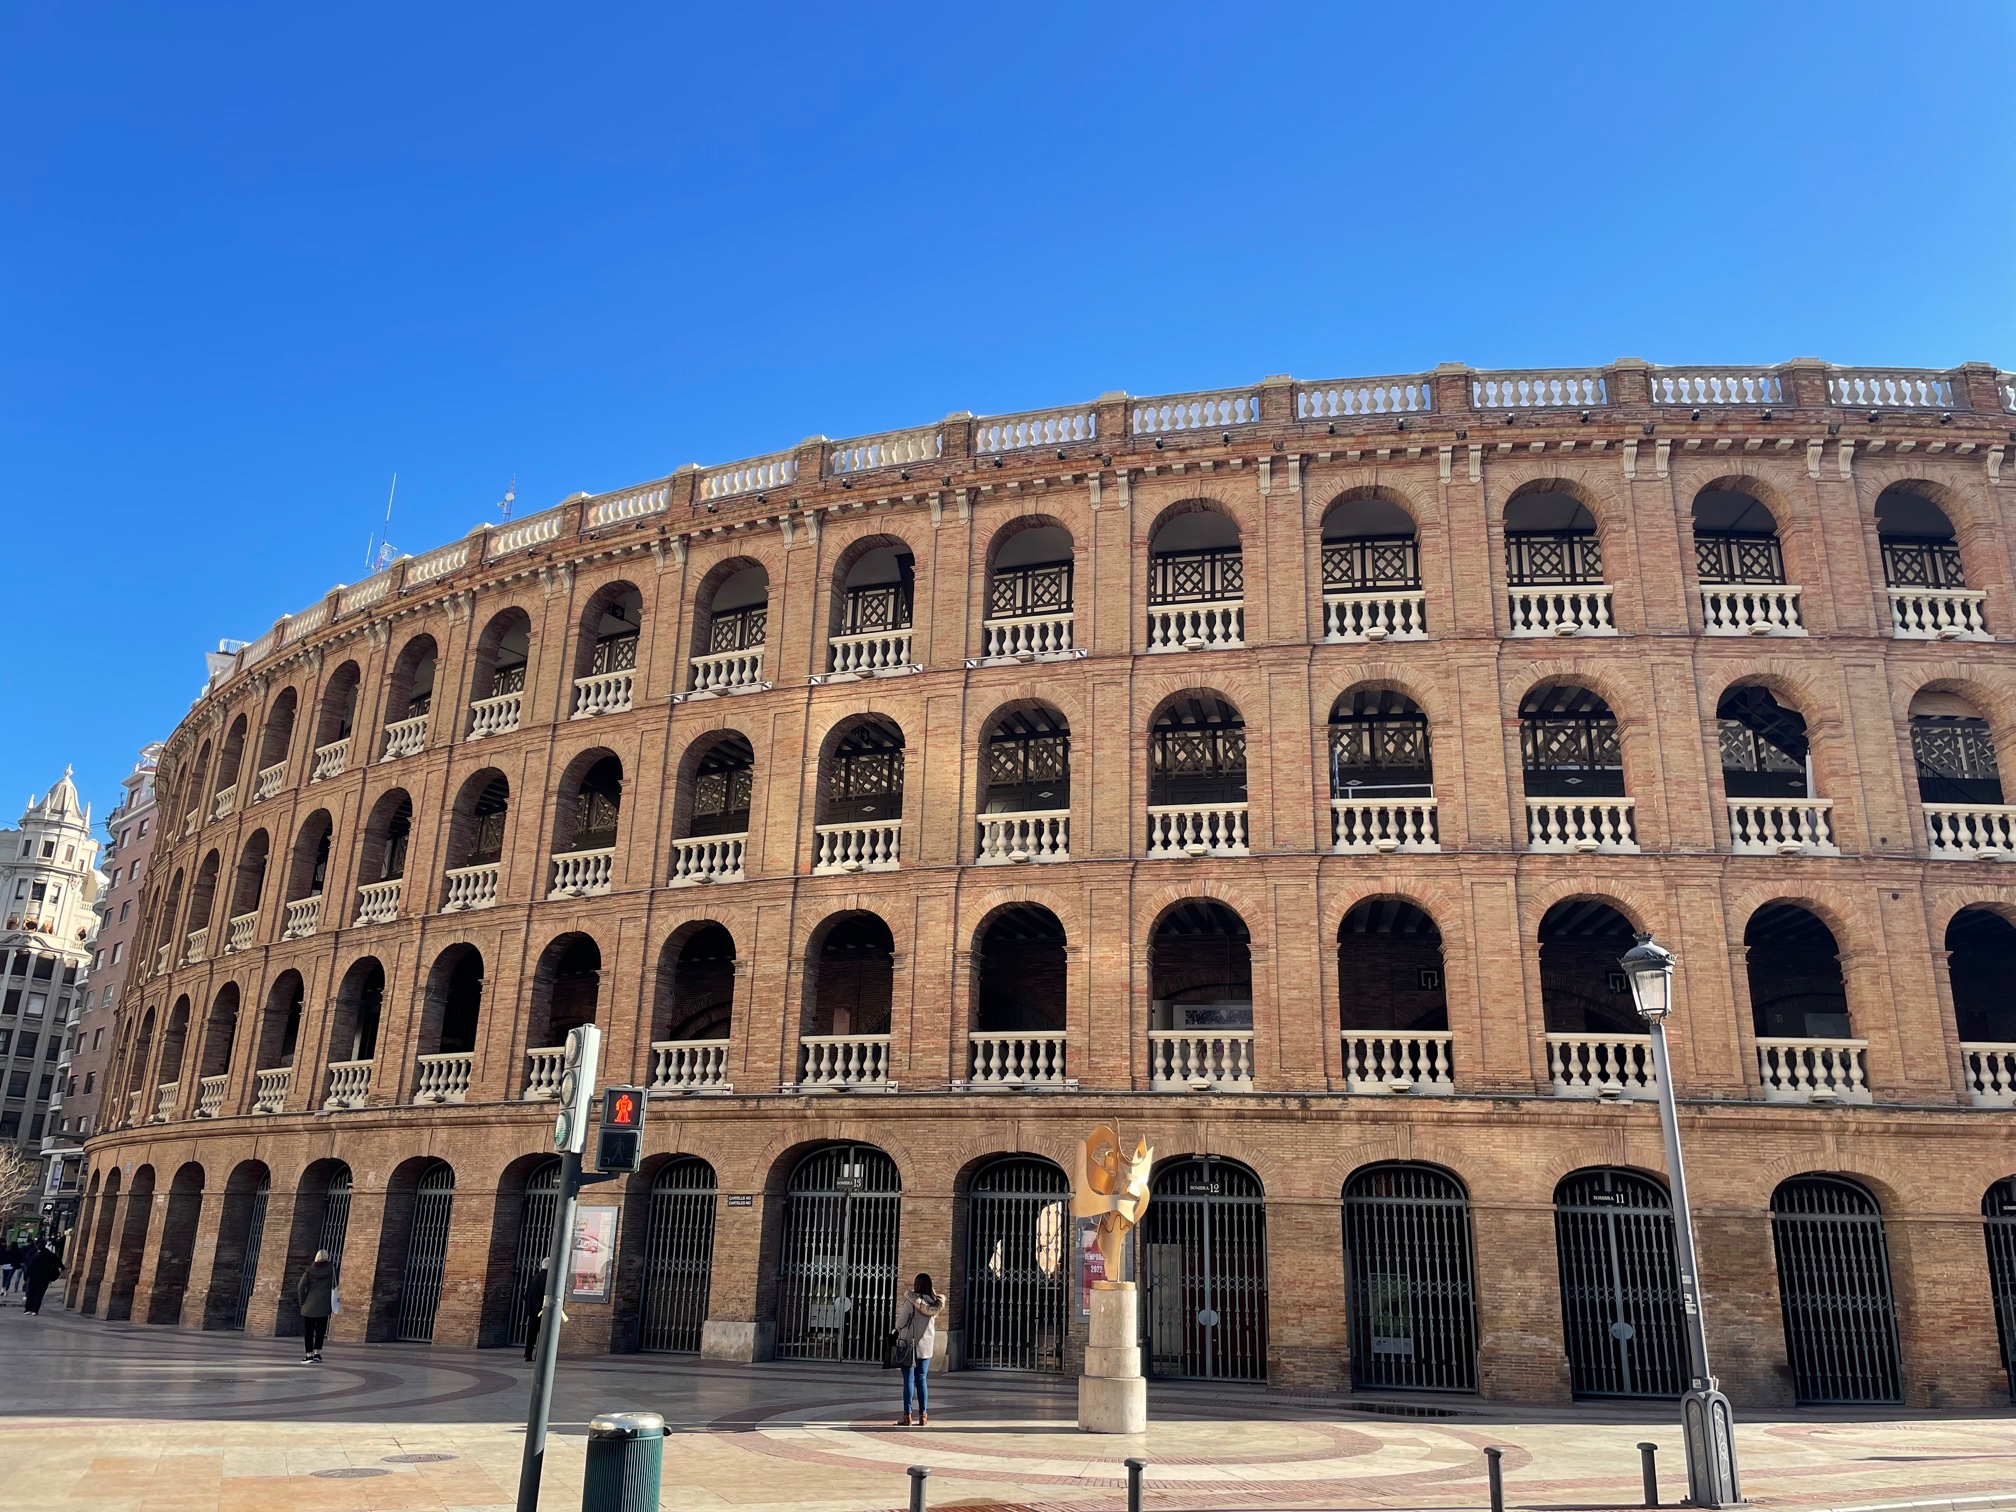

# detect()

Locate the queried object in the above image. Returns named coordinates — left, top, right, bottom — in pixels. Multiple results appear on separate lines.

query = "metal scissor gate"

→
left=1554, top=1168, right=1686, bottom=1398
left=1343, top=1163, right=1478, bottom=1392
left=1141, top=1156, right=1268, bottom=1382
left=396, top=1163, right=456, bottom=1343
left=318, top=1168, right=353, bottom=1277
left=640, top=1158, right=718, bottom=1353
left=1982, top=1177, right=2016, bottom=1401
left=507, top=1159, right=563, bottom=1347
left=1770, top=1175, right=1902, bottom=1404
left=776, top=1144, right=901, bottom=1363
left=964, top=1158, right=1069, bottom=1371
left=228, top=1176, right=270, bottom=1331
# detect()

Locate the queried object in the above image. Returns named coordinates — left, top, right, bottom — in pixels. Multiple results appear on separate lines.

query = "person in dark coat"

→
left=521, top=1258, right=551, bottom=1362
left=295, top=1249, right=336, bottom=1362
left=21, top=1244, right=62, bottom=1315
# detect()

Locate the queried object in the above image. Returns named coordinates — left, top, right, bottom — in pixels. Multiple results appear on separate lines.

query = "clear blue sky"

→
left=4, top=2, right=2012, bottom=826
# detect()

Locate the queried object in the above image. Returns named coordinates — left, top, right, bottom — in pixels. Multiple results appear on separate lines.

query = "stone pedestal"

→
left=1077, top=1281, right=1147, bottom=1433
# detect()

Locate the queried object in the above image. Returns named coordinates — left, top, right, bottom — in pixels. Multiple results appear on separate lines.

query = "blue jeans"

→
left=901, top=1355, right=929, bottom=1416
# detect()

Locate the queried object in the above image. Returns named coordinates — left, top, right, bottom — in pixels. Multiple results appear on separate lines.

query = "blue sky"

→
left=3, top=2, right=2012, bottom=826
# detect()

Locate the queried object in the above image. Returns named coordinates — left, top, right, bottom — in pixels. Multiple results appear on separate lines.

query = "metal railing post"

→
left=1125, top=1457, right=1146, bottom=1512
left=1638, top=1441, right=1659, bottom=1507
left=907, top=1465, right=930, bottom=1512
left=1484, top=1447, right=1504, bottom=1512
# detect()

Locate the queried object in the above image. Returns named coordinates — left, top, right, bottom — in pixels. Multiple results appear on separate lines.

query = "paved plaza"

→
left=0, top=1306, right=2012, bottom=1512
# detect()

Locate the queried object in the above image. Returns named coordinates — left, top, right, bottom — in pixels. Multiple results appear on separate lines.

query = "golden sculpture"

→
left=1072, top=1123, right=1153, bottom=1283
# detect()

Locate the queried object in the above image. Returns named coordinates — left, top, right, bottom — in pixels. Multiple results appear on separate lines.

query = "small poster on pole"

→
left=568, top=1207, right=619, bottom=1302
left=1076, top=1217, right=1128, bottom=1319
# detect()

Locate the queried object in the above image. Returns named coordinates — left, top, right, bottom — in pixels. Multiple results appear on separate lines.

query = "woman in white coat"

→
left=891, top=1272, right=944, bottom=1425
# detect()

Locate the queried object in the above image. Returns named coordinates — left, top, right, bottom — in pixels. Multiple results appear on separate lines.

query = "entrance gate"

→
left=1554, top=1168, right=1685, bottom=1398
left=640, top=1158, right=717, bottom=1353
left=1140, top=1157, right=1268, bottom=1382
left=1983, top=1177, right=2016, bottom=1400
left=1770, top=1176, right=1902, bottom=1404
left=776, top=1144, right=901, bottom=1363
left=395, top=1163, right=455, bottom=1343
left=964, top=1158, right=1069, bottom=1371
left=508, top=1159, right=562, bottom=1347
left=228, top=1176, right=270, bottom=1331
left=1343, top=1163, right=1478, bottom=1392
left=319, top=1168, right=353, bottom=1277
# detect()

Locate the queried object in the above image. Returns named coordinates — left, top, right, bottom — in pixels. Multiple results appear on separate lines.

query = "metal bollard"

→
left=1124, top=1457, right=1146, bottom=1512
left=1484, top=1447, right=1505, bottom=1512
left=583, top=1411, right=664, bottom=1512
left=908, top=1465, right=930, bottom=1512
left=1637, top=1442, right=1659, bottom=1508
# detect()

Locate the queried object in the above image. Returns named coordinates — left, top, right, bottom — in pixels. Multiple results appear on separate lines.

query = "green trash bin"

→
left=583, top=1410, right=664, bottom=1512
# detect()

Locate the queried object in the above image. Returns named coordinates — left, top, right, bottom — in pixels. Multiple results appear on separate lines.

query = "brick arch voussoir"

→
left=1326, top=880, right=1468, bottom=943
left=1518, top=879, right=1664, bottom=941
left=1496, top=462, right=1631, bottom=532
left=1316, top=476, right=1445, bottom=533
left=967, top=685, right=1092, bottom=745
left=1140, top=490, right=1254, bottom=548
left=1135, top=878, right=1273, bottom=942
left=1321, top=666, right=1455, bottom=729
left=958, top=884, right=1086, bottom=951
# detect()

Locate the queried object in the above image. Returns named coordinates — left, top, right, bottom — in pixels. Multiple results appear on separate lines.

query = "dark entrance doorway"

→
left=1553, top=1168, right=1686, bottom=1398
left=1140, top=1156, right=1268, bottom=1383
left=1770, top=1176, right=1902, bottom=1404
left=963, top=1157, right=1070, bottom=1372
left=640, top=1158, right=718, bottom=1354
left=1342, top=1163, right=1478, bottom=1392
left=776, top=1144, right=901, bottom=1363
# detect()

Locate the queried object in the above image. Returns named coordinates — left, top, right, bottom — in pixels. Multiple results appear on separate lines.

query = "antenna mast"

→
left=367, top=473, right=399, bottom=571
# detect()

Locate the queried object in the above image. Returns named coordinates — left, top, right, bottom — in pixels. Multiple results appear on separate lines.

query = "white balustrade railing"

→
left=182, top=926, right=209, bottom=964
left=1130, top=390, right=1258, bottom=434
left=1701, top=585, right=1805, bottom=635
left=1527, top=799, right=1639, bottom=854
left=651, top=1039, right=732, bottom=1093
left=1888, top=587, right=1988, bottom=640
left=1339, top=1031, right=1455, bottom=1094
left=1297, top=377, right=1433, bottom=418
left=1756, top=1037, right=1871, bottom=1103
left=981, top=613, right=1074, bottom=660
left=153, top=944, right=170, bottom=975
left=571, top=668, right=634, bottom=717
left=1507, top=585, right=1617, bottom=635
left=442, top=863, right=499, bottom=912
left=522, top=1046, right=568, bottom=1099
left=1828, top=370, right=1955, bottom=409
left=182, top=808, right=198, bottom=837
left=974, top=406, right=1097, bottom=453
left=487, top=505, right=568, bottom=557
left=1648, top=369, right=1784, bottom=406
left=1147, top=601, right=1244, bottom=651
left=403, top=536, right=472, bottom=587
left=211, top=783, right=238, bottom=820
left=587, top=481, right=670, bottom=528
left=1924, top=804, right=2016, bottom=859
left=152, top=1081, right=179, bottom=1122
left=324, top=1059, right=372, bottom=1110
left=549, top=847, right=616, bottom=898
left=195, top=1073, right=230, bottom=1118
left=354, top=877, right=402, bottom=925
left=468, top=690, right=521, bottom=738
left=1324, top=589, right=1427, bottom=642
left=690, top=647, right=765, bottom=694
left=125, top=1089, right=142, bottom=1125
left=1729, top=799, right=1838, bottom=856
left=1962, top=1043, right=2016, bottom=1108
left=281, top=895, right=321, bottom=940
left=413, top=1052, right=473, bottom=1104
left=284, top=600, right=329, bottom=642
left=1149, top=1030, right=1255, bottom=1092
left=668, top=834, right=746, bottom=886
left=976, top=810, right=1069, bottom=864
left=829, top=628, right=913, bottom=675
left=381, top=713, right=428, bottom=760
left=968, top=1032, right=1067, bottom=1088
left=1331, top=798, right=1439, bottom=854
left=338, top=570, right=396, bottom=616
left=310, top=738, right=349, bottom=782
left=797, top=1034, right=891, bottom=1089
left=225, top=911, right=258, bottom=953
left=699, top=450, right=797, bottom=502
left=813, top=821, right=902, bottom=874
left=828, top=426, right=942, bottom=476
left=1146, top=804, right=1249, bottom=858
left=1546, top=1034, right=1656, bottom=1099
left=252, top=761, right=286, bottom=802
left=252, top=1066, right=290, bottom=1114
left=1473, top=372, right=1608, bottom=409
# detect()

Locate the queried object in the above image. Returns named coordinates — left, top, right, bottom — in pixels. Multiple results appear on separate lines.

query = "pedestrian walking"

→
left=21, top=1243, right=62, bottom=1316
left=295, top=1249, right=337, bottom=1363
left=0, top=1240, right=17, bottom=1300
left=889, top=1272, right=944, bottom=1426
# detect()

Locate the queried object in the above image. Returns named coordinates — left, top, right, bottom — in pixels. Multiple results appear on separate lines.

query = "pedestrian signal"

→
left=596, top=1085, right=646, bottom=1172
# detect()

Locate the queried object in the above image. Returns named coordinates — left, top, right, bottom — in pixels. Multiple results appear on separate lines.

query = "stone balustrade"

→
left=1962, top=1043, right=2016, bottom=1108
left=1323, top=589, right=1428, bottom=642
left=981, top=612, right=1074, bottom=660
left=413, top=1052, right=473, bottom=1104
left=1473, top=371, right=1608, bottom=409
left=1331, top=799, right=1438, bottom=854
left=571, top=669, right=634, bottom=718
left=1149, top=1029, right=1255, bottom=1091
left=689, top=646, right=765, bottom=694
left=548, top=847, right=615, bottom=898
left=650, top=1039, right=732, bottom=1093
left=1648, top=369, right=1784, bottom=406
left=153, top=944, right=170, bottom=975
left=468, top=690, right=521, bottom=739
left=195, top=1073, right=229, bottom=1118
left=668, top=834, right=747, bottom=886
left=1527, top=798, right=1639, bottom=854
left=324, top=1059, right=372, bottom=1109
left=182, top=926, right=208, bottom=964
left=281, top=895, right=321, bottom=940
left=1828, top=370, right=1955, bottom=408
left=522, top=1045, right=567, bottom=1100
left=828, top=628, right=913, bottom=676
left=380, top=713, right=427, bottom=761
left=968, top=1031, right=1067, bottom=1088
left=973, top=406, right=1096, bottom=452
left=813, top=821, right=901, bottom=874
left=251, top=761, right=285, bottom=802
left=797, top=1034, right=891, bottom=1090
left=125, top=1089, right=141, bottom=1125
left=211, top=783, right=238, bottom=820
left=182, top=808, right=198, bottom=837
left=1924, top=804, right=2016, bottom=859
left=976, top=811, right=1069, bottom=864
left=1729, top=799, right=1838, bottom=856
left=1147, top=601, right=1243, bottom=652
left=252, top=1066, right=290, bottom=1113
left=353, top=877, right=402, bottom=925
left=1756, top=1037, right=1871, bottom=1104
left=152, top=1081, right=179, bottom=1122
left=1889, top=587, right=1989, bottom=640
left=1701, top=585, right=1805, bottom=635
left=441, top=863, right=499, bottom=912
left=1546, top=1033, right=1656, bottom=1099
left=1131, top=390, right=1258, bottom=434
left=1297, top=377, right=1433, bottom=418
left=1146, top=803, right=1249, bottom=858
left=310, top=738, right=349, bottom=782
left=225, top=911, right=258, bottom=953
left=1507, top=585, right=1617, bottom=636
left=1339, top=1031, right=1455, bottom=1094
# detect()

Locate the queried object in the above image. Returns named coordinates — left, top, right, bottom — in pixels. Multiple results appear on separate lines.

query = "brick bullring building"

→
left=71, top=358, right=2016, bottom=1408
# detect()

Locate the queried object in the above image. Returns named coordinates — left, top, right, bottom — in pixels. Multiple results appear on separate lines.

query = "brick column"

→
left=1472, top=1197, right=1571, bottom=1402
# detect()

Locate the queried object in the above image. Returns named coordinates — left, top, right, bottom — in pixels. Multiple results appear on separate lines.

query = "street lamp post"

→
left=1618, top=932, right=1742, bottom=1509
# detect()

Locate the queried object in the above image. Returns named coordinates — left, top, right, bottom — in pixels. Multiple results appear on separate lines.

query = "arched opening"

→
left=469, top=608, right=531, bottom=736
left=1910, top=689, right=2004, bottom=807
left=284, top=812, right=333, bottom=932
left=679, top=734, right=754, bottom=839
left=1342, top=1162, right=1477, bottom=1392
left=1322, top=493, right=1423, bottom=640
left=1337, top=901, right=1451, bottom=1090
left=383, top=634, right=437, bottom=730
left=1553, top=1168, right=1685, bottom=1398
left=638, top=1157, right=718, bottom=1353
left=558, top=754, right=623, bottom=854
left=1142, top=1155, right=1267, bottom=1382
left=277, top=1160, right=352, bottom=1335
left=1149, top=900, right=1252, bottom=1090
left=572, top=582, right=642, bottom=716
left=1505, top=486, right=1600, bottom=584
left=654, top=924, right=735, bottom=1046
left=214, top=715, right=249, bottom=813
left=444, top=771, right=508, bottom=909
left=1693, top=485, right=1786, bottom=585
left=1718, top=686, right=1813, bottom=799
left=157, top=995, right=192, bottom=1099
left=82, top=1168, right=119, bottom=1316
left=1147, top=506, right=1242, bottom=650
left=197, top=982, right=239, bottom=1083
left=123, top=1009, right=156, bottom=1119
left=209, top=1161, right=272, bottom=1331
left=1983, top=1177, right=2016, bottom=1398
left=359, top=789, right=413, bottom=884
left=1537, top=900, right=1642, bottom=1035
left=1148, top=693, right=1248, bottom=856
left=326, top=957, right=385, bottom=1098
left=183, top=851, right=221, bottom=959
left=804, top=913, right=893, bottom=1042
left=1770, top=1176, right=1902, bottom=1404
left=984, top=521, right=1075, bottom=657
left=255, top=971, right=303, bottom=1074
left=978, top=706, right=1070, bottom=862
left=1877, top=485, right=1966, bottom=589
left=504, top=1156, right=563, bottom=1349
left=228, top=831, right=269, bottom=937
left=1521, top=683, right=1633, bottom=851
left=815, top=719, right=904, bottom=872
left=374, top=1158, right=455, bottom=1343
left=774, top=1143, right=902, bottom=1362
left=829, top=540, right=914, bottom=673
left=1329, top=689, right=1435, bottom=852
left=179, top=742, right=212, bottom=830
left=419, top=943, right=484, bottom=1076
left=692, top=563, right=768, bottom=692
left=256, top=688, right=297, bottom=786
left=151, top=870, right=184, bottom=962
left=314, top=662, right=361, bottom=756
left=962, top=1156, right=1070, bottom=1372
left=974, top=905, right=1067, bottom=1037
left=529, top=933, right=601, bottom=1049
left=1947, top=909, right=2016, bottom=1045
left=147, top=1163, right=206, bottom=1324
left=106, top=1164, right=156, bottom=1321
left=1747, top=904, right=1867, bottom=1104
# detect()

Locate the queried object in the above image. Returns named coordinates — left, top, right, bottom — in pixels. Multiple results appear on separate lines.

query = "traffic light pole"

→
left=516, top=1149, right=619, bottom=1512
